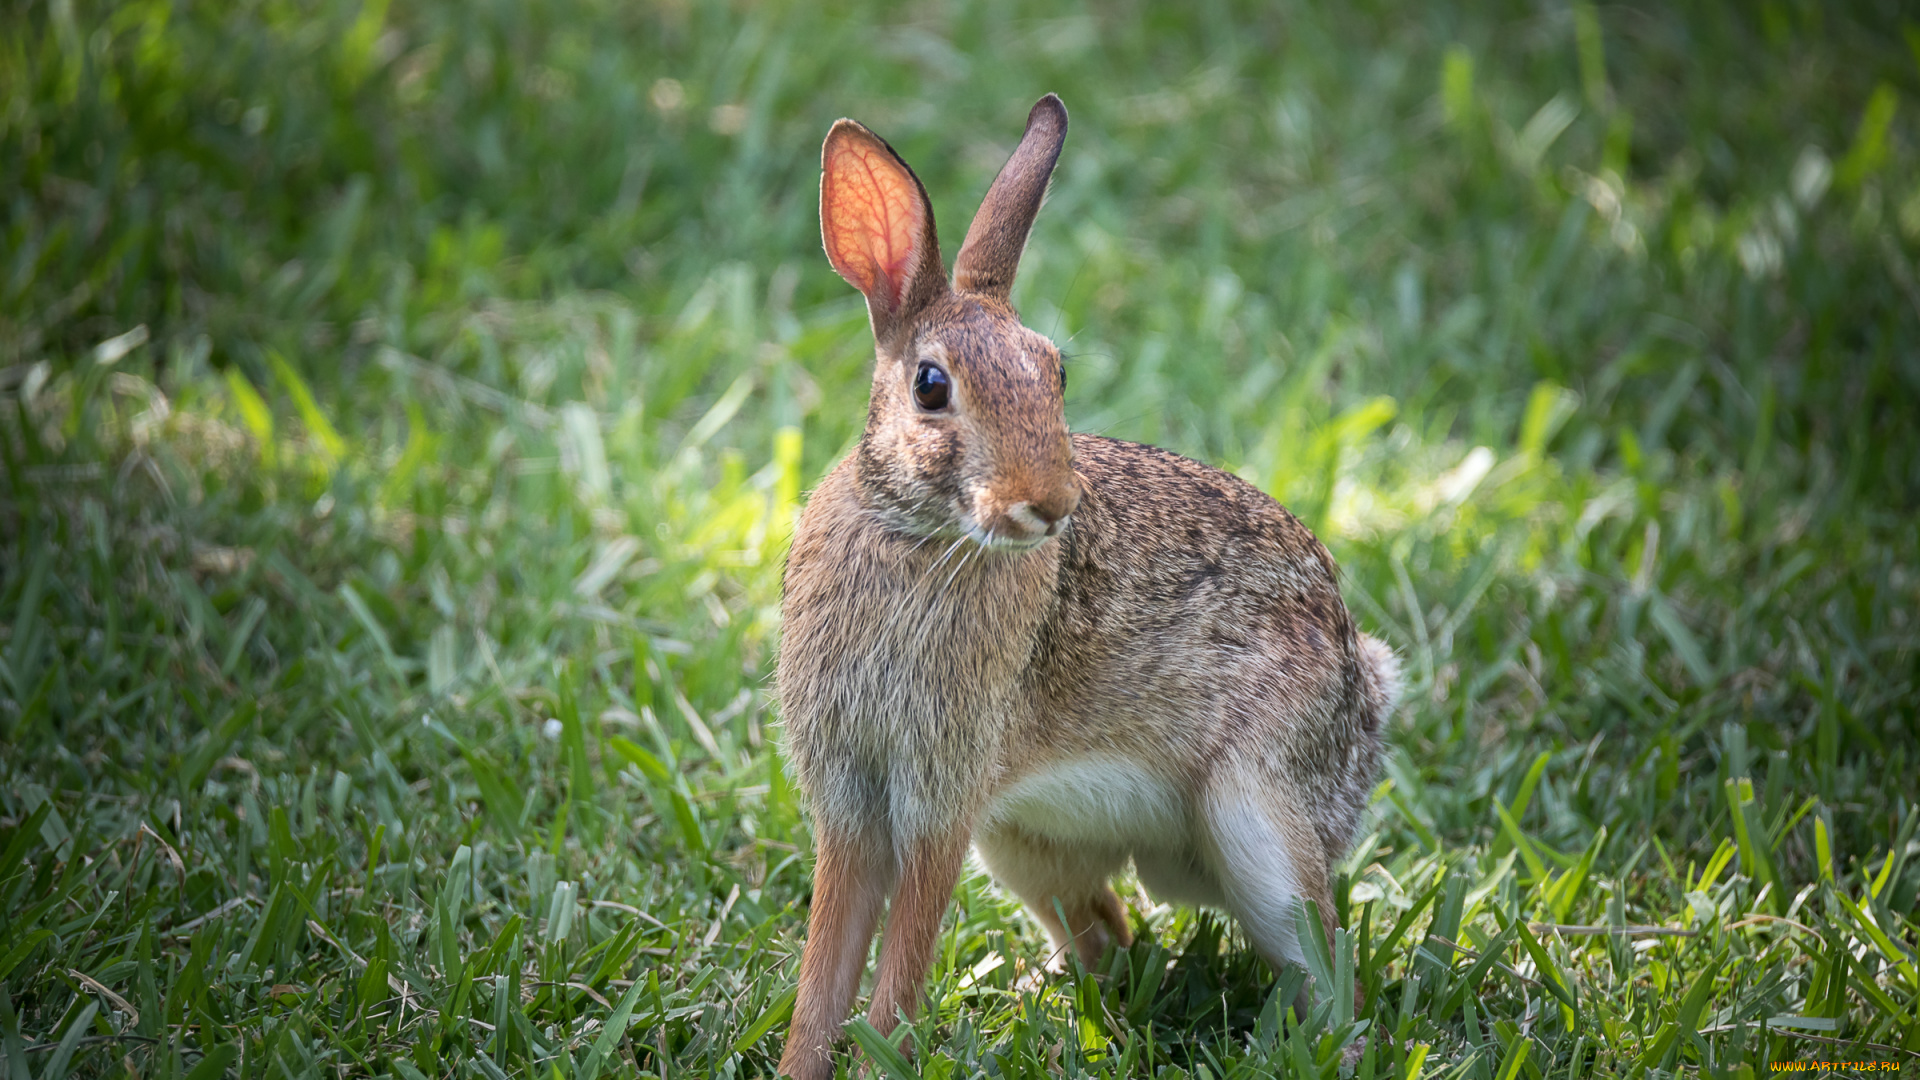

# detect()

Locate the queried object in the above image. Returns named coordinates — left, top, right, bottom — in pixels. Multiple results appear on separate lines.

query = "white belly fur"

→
left=981, top=756, right=1189, bottom=851
left=979, top=755, right=1230, bottom=909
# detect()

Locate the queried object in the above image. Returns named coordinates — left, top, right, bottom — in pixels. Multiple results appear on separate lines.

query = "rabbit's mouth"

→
left=970, top=528, right=1059, bottom=552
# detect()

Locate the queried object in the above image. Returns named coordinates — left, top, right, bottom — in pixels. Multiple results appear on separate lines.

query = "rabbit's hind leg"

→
left=1134, top=844, right=1226, bottom=909
left=975, top=823, right=1132, bottom=969
left=1200, top=765, right=1337, bottom=977
left=1203, top=769, right=1372, bottom=1059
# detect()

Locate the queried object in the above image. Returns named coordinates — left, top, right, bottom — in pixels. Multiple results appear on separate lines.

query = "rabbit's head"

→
left=821, top=95, right=1077, bottom=551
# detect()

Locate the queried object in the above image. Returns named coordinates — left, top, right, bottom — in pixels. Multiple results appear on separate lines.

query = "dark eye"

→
left=913, top=362, right=951, bottom=411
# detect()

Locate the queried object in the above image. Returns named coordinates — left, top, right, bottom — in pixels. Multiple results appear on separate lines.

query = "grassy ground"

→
left=3, top=0, right=1919, bottom=1076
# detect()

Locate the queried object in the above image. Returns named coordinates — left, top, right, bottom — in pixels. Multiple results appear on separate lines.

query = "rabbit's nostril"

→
left=1002, top=499, right=1073, bottom=541
left=1005, top=501, right=1049, bottom=534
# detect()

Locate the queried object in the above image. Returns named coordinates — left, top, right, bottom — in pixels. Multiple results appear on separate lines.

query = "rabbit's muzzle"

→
left=970, top=480, right=1080, bottom=549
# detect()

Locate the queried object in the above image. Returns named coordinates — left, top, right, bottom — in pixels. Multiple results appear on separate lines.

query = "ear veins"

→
left=822, top=133, right=926, bottom=315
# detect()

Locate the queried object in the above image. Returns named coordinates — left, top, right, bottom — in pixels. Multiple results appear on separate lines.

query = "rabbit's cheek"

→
left=852, top=419, right=971, bottom=532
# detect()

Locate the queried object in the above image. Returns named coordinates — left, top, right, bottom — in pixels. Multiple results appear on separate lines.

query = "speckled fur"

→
left=776, top=95, right=1401, bottom=1080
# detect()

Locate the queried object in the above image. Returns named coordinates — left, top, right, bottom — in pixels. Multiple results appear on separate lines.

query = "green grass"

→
left=4, top=0, right=1919, bottom=1076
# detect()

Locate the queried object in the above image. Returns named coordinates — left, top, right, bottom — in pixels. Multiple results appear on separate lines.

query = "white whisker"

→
left=864, top=533, right=970, bottom=673
left=904, top=538, right=981, bottom=656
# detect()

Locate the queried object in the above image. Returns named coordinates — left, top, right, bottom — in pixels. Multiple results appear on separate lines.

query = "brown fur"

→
left=777, top=95, right=1401, bottom=1080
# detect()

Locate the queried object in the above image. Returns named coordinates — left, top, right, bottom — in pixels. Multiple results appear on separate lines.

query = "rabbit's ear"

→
left=953, top=94, right=1067, bottom=303
left=821, top=120, right=947, bottom=343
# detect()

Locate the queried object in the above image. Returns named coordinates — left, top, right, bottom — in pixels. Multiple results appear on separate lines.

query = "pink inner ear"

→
left=822, top=134, right=923, bottom=314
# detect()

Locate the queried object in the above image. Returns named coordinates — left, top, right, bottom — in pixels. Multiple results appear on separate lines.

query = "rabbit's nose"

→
left=1008, top=490, right=1077, bottom=537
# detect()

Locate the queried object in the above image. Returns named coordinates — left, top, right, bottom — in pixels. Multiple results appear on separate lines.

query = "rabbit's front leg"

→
left=865, top=827, right=970, bottom=1038
left=779, top=828, right=893, bottom=1080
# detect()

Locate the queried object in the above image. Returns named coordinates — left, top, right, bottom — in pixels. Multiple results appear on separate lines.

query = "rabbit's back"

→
left=1008, top=434, right=1389, bottom=859
left=781, top=433, right=1391, bottom=853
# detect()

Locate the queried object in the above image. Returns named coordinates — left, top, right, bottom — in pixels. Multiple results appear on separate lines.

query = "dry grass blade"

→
left=65, top=972, right=137, bottom=1027
left=1423, top=934, right=1542, bottom=987
left=1528, top=923, right=1696, bottom=938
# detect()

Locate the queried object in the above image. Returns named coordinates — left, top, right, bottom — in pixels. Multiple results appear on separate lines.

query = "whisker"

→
left=900, top=528, right=944, bottom=561
left=912, top=536, right=968, bottom=604
left=1048, top=252, right=1093, bottom=343
left=869, top=533, right=969, bottom=669
left=940, top=541, right=984, bottom=617
left=911, top=541, right=978, bottom=653
left=937, top=536, right=983, bottom=597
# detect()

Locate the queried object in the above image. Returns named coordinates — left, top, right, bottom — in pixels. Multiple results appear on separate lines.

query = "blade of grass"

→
left=845, top=1017, right=918, bottom=1080
left=575, top=975, right=646, bottom=1080
left=36, top=1000, right=99, bottom=1080
left=1636, top=952, right=1725, bottom=1070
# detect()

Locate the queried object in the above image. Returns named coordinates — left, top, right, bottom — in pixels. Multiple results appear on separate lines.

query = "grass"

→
left=3, top=0, right=1919, bottom=1076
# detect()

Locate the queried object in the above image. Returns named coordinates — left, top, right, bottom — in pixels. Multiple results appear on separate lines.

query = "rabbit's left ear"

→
left=821, top=120, right=947, bottom=344
left=953, top=94, right=1067, bottom=304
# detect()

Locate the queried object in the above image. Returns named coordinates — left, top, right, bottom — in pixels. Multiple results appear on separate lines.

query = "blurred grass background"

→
left=2, top=0, right=1918, bottom=1075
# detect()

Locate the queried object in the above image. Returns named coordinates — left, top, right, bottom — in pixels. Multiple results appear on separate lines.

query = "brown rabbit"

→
left=776, top=94, right=1401, bottom=1080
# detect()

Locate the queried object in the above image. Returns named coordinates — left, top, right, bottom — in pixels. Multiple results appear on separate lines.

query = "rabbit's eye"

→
left=913, top=362, right=951, bottom=411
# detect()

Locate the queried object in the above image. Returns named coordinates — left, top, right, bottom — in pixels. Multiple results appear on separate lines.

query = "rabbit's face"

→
left=822, top=97, right=1076, bottom=551
left=857, top=296, right=1077, bottom=550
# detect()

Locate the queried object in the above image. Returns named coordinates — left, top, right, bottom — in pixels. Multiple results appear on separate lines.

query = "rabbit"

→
left=775, top=93, right=1402, bottom=1080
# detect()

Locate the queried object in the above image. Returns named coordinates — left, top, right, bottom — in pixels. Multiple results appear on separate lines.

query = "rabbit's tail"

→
left=1355, top=633, right=1403, bottom=734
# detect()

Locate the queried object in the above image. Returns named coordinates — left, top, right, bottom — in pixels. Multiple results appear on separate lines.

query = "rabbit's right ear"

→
left=821, top=120, right=947, bottom=344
